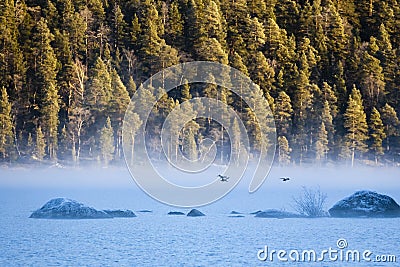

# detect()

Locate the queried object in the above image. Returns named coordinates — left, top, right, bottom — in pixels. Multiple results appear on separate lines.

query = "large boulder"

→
left=103, top=209, right=136, bottom=217
left=329, top=191, right=400, bottom=218
left=187, top=209, right=205, bottom=217
left=255, top=209, right=303, bottom=218
left=30, top=198, right=112, bottom=219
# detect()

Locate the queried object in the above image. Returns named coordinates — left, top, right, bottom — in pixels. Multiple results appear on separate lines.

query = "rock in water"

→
left=250, top=210, right=262, bottom=215
left=168, top=211, right=185, bottom=215
left=230, top=211, right=242, bottom=215
left=30, top=198, right=112, bottom=219
left=103, top=209, right=136, bottom=217
left=255, top=209, right=303, bottom=218
left=329, top=191, right=400, bottom=218
left=187, top=209, right=205, bottom=217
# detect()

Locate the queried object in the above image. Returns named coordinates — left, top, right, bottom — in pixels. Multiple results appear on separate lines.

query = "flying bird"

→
left=280, top=177, right=290, bottom=182
left=218, top=174, right=230, bottom=182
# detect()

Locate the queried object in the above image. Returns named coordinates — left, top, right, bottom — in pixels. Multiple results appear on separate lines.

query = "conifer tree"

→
left=0, top=0, right=25, bottom=99
left=99, top=117, right=114, bottom=166
left=182, top=127, right=198, bottom=161
left=380, top=104, right=399, bottom=154
left=321, top=100, right=335, bottom=155
left=86, top=57, right=112, bottom=114
left=110, top=4, right=127, bottom=49
left=274, top=91, right=293, bottom=137
left=181, top=80, right=192, bottom=102
left=343, top=86, right=368, bottom=167
left=274, top=0, right=299, bottom=35
left=109, top=68, right=130, bottom=121
left=35, top=127, right=46, bottom=161
left=125, top=105, right=142, bottom=162
left=315, top=122, right=328, bottom=163
left=165, top=2, right=183, bottom=47
left=376, top=24, right=397, bottom=104
left=127, top=76, right=137, bottom=97
left=369, top=107, right=385, bottom=164
left=247, top=52, right=275, bottom=97
left=278, top=135, right=291, bottom=166
left=31, top=18, right=60, bottom=160
left=0, top=87, right=13, bottom=159
left=358, top=39, right=385, bottom=110
left=231, top=117, right=242, bottom=165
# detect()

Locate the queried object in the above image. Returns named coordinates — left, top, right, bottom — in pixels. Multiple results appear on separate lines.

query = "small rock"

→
left=168, top=211, right=185, bottom=215
left=228, top=215, right=245, bottom=218
left=230, top=211, right=242, bottom=214
left=255, top=209, right=303, bottom=218
left=103, top=209, right=136, bottom=217
left=250, top=210, right=262, bottom=215
left=187, top=209, right=205, bottom=217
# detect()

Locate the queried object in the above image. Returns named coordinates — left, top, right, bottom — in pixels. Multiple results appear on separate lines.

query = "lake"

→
left=0, top=166, right=399, bottom=266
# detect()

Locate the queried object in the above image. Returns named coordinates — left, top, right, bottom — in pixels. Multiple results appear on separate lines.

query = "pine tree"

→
left=274, top=0, right=299, bottom=35
left=274, top=91, right=293, bottom=137
left=99, top=117, right=114, bottom=166
left=182, top=127, right=197, bottom=161
left=315, top=122, right=328, bottom=163
left=31, top=18, right=60, bottom=160
left=130, top=14, right=141, bottom=47
left=380, top=104, right=399, bottom=154
left=243, top=16, right=266, bottom=53
left=323, top=0, right=347, bottom=62
left=110, top=4, right=127, bottom=49
left=247, top=52, right=275, bottom=97
left=35, top=127, right=46, bottom=161
left=0, top=87, right=13, bottom=159
left=195, top=37, right=228, bottom=64
left=278, top=135, right=291, bottom=166
left=231, top=117, right=242, bottom=165
left=376, top=23, right=397, bottom=105
left=181, top=80, right=192, bottom=102
left=224, top=0, right=248, bottom=56
left=165, top=2, right=184, bottom=47
left=0, top=0, right=25, bottom=99
left=321, top=100, right=335, bottom=156
left=343, top=86, right=368, bottom=167
left=123, top=107, right=142, bottom=166
left=109, top=68, right=130, bottom=121
left=86, top=57, right=112, bottom=114
left=369, top=107, right=386, bottom=164
left=127, top=76, right=137, bottom=97
left=358, top=39, right=385, bottom=110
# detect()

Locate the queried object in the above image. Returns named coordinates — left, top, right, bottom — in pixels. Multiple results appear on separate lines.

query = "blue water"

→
left=0, top=167, right=399, bottom=266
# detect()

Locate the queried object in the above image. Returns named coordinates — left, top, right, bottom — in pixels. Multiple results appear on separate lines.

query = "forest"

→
left=0, top=0, right=399, bottom=167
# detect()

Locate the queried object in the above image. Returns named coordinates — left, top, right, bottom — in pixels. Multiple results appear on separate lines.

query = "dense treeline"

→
left=0, top=0, right=399, bottom=166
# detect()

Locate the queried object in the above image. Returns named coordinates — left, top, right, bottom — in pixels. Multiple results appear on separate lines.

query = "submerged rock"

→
left=103, top=209, right=136, bottom=217
left=329, top=190, right=400, bottom=218
left=228, top=215, right=245, bottom=218
left=250, top=210, right=262, bottom=215
left=137, top=210, right=152, bottom=213
left=187, top=209, right=205, bottom=217
left=30, top=198, right=112, bottom=219
left=255, top=209, right=303, bottom=218
left=230, top=211, right=242, bottom=215
left=168, top=211, right=185, bottom=215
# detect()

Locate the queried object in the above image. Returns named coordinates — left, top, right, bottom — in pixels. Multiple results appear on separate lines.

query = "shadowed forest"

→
left=0, top=0, right=399, bottom=167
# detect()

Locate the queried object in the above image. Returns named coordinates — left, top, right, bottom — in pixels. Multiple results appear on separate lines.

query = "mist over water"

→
left=1, top=164, right=399, bottom=211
